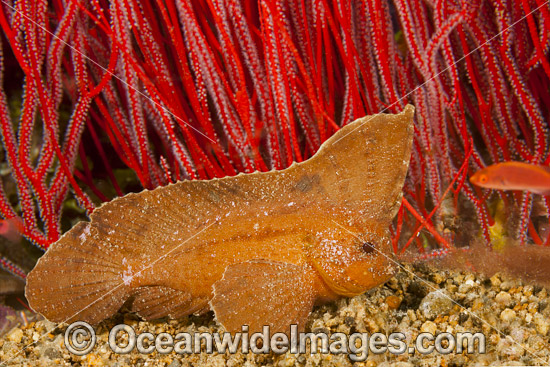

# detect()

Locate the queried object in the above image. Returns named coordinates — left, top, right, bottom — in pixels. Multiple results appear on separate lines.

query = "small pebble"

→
left=490, top=274, right=502, bottom=287
left=6, top=328, right=23, bottom=344
left=420, top=320, right=437, bottom=334
left=385, top=295, right=402, bottom=310
left=500, top=309, right=517, bottom=322
left=419, top=290, right=453, bottom=320
left=458, top=279, right=475, bottom=293
left=534, top=313, right=550, bottom=335
left=495, top=291, right=513, bottom=306
left=431, top=272, right=445, bottom=285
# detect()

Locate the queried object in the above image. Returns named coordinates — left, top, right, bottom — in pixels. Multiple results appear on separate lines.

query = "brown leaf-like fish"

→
left=26, top=106, right=414, bottom=333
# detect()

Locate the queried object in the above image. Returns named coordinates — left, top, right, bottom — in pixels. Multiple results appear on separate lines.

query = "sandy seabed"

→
left=1, top=263, right=549, bottom=367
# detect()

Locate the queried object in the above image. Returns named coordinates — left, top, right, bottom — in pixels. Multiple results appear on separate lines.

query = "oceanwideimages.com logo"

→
left=64, top=322, right=486, bottom=361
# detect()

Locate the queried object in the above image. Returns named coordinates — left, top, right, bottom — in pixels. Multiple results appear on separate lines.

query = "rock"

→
left=6, top=328, right=23, bottom=344
left=495, top=291, right=513, bottom=307
left=386, top=295, right=402, bottom=310
left=43, top=346, right=62, bottom=360
left=458, top=279, right=475, bottom=293
left=393, top=362, right=414, bottom=367
left=420, top=320, right=437, bottom=334
left=495, top=336, right=525, bottom=358
left=500, top=309, right=517, bottom=322
left=534, top=313, right=549, bottom=335
left=419, top=290, right=453, bottom=320
left=490, top=274, right=502, bottom=287
left=430, top=272, right=446, bottom=285
left=527, top=302, right=539, bottom=314
left=500, top=281, right=516, bottom=291
left=523, top=285, right=534, bottom=297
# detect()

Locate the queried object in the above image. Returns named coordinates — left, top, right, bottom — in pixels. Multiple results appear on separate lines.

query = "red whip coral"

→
left=0, top=0, right=549, bottom=279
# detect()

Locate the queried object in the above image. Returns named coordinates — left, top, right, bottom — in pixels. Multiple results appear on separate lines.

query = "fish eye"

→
left=479, top=174, right=487, bottom=184
left=361, top=241, right=375, bottom=254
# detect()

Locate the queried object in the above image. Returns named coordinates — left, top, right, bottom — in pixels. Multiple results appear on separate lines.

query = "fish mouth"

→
left=311, top=257, right=397, bottom=298
left=469, top=173, right=483, bottom=186
left=316, top=269, right=366, bottom=298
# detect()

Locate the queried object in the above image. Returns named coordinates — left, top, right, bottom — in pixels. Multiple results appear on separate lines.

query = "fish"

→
left=25, top=105, right=414, bottom=333
left=470, top=161, right=550, bottom=195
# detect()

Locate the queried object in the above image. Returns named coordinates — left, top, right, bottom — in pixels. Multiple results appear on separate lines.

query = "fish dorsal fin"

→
left=300, top=105, right=414, bottom=222
left=210, top=259, right=316, bottom=334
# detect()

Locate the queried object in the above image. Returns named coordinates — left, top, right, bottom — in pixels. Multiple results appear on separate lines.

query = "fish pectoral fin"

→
left=210, top=259, right=316, bottom=334
left=130, top=285, right=203, bottom=320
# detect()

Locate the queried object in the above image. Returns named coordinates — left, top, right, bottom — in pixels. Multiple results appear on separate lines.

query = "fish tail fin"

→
left=25, top=222, right=133, bottom=324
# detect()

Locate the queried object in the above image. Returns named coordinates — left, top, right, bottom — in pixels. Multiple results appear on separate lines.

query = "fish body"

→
left=26, top=106, right=414, bottom=333
left=470, top=161, right=550, bottom=195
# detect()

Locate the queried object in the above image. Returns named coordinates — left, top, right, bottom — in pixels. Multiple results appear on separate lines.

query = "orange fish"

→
left=25, top=106, right=414, bottom=333
left=470, top=161, right=550, bottom=195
